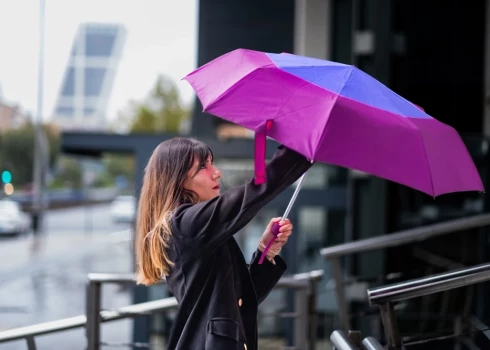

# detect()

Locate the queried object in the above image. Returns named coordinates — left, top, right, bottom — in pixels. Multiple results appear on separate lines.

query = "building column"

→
left=294, top=0, right=331, bottom=59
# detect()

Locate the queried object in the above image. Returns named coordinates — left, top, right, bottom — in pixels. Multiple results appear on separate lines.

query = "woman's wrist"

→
left=258, top=239, right=281, bottom=264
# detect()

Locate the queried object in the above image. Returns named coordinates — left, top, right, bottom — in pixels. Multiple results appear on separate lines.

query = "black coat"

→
left=166, top=146, right=313, bottom=350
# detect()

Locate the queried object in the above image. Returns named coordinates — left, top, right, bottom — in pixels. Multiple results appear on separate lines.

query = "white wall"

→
left=294, top=0, right=331, bottom=60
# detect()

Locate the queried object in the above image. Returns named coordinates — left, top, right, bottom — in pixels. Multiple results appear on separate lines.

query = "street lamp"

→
left=32, top=0, right=49, bottom=233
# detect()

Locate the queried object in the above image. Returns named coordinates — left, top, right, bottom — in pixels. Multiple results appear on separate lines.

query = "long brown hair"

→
left=135, top=137, right=213, bottom=285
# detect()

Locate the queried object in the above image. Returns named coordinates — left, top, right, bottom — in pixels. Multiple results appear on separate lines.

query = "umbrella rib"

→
left=391, top=114, right=435, bottom=196
left=204, top=68, right=263, bottom=111
left=274, top=100, right=333, bottom=121
left=413, top=124, right=436, bottom=197
left=263, top=68, right=312, bottom=121
left=312, top=67, right=355, bottom=159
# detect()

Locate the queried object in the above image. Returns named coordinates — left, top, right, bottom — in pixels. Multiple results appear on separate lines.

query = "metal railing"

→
left=320, top=213, right=490, bottom=330
left=361, top=337, right=385, bottom=350
left=0, top=270, right=323, bottom=350
left=86, top=270, right=323, bottom=350
left=0, top=298, right=178, bottom=350
left=366, top=262, right=490, bottom=349
left=330, top=330, right=359, bottom=349
left=329, top=330, right=384, bottom=350
left=85, top=273, right=165, bottom=350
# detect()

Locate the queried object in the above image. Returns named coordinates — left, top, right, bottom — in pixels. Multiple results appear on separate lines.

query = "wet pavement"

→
left=0, top=204, right=335, bottom=350
left=0, top=204, right=135, bottom=350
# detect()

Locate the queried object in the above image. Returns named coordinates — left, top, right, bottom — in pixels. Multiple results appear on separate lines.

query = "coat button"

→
left=238, top=298, right=243, bottom=307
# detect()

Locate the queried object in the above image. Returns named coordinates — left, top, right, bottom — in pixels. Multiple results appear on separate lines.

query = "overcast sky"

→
left=0, top=0, right=198, bottom=122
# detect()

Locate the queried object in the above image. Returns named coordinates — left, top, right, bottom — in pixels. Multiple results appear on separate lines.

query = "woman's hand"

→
left=260, top=217, right=293, bottom=250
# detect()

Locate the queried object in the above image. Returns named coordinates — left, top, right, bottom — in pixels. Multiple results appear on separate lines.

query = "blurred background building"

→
left=52, top=23, right=126, bottom=131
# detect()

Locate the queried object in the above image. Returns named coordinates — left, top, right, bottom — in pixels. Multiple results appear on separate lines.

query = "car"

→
left=110, top=195, right=137, bottom=223
left=0, top=200, right=31, bottom=236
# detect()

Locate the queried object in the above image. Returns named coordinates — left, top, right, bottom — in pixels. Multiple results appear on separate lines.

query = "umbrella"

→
left=183, top=48, right=484, bottom=263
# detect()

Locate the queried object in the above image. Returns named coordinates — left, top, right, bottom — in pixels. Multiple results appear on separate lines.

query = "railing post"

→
left=293, top=284, right=308, bottom=349
left=330, top=257, right=351, bottom=331
left=379, top=302, right=401, bottom=350
left=26, top=336, right=36, bottom=350
left=86, top=281, right=102, bottom=350
left=307, top=277, right=318, bottom=350
left=453, top=316, right=462, bottom=350
left=348, top=330, right=361, bottom=347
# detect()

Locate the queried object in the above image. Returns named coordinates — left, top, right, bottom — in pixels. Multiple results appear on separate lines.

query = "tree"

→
left=128, top=75, right=190, bottom=134
left=0, top=122, right=60, bottom=186
left=54, top=156, right=83, bottom=189
left=102, top=153, right=134, bottom=182
left=0, top=125, right=34, bottom=185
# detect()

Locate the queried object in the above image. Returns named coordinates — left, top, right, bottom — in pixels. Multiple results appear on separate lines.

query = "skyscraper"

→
left=52, top=23, right=126, bottom=130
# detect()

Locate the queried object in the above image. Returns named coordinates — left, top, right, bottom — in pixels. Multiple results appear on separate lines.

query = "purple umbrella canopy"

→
left=184, top=48, right=484, bottom=263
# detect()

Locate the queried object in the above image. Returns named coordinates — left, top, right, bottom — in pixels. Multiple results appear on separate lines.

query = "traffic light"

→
left=1, top=170, right=12, bottom=184
left=1, top=171, right=13, bottom=195
left=3, top=183, right=13, bottom=195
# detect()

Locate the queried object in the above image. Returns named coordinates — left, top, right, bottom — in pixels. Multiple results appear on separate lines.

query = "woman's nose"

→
left=214, top=168, right=222, bottom=180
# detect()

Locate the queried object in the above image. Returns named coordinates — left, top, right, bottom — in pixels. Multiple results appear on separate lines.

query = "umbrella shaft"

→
left=281, top=169, right=310, bottom=220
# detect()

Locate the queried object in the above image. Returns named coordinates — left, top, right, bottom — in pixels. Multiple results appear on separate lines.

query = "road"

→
left=0, top=204, right=135, bottom=350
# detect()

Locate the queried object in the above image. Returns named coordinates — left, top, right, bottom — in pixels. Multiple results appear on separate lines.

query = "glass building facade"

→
left=53, top=23, right=126, bottom=130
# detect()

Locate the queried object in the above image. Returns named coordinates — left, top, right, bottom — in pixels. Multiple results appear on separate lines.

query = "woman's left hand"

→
left=261, top=217, right=293, bottom=250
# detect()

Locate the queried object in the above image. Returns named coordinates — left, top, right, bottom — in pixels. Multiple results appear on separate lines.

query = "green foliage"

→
left=129, top=75, right=190, bottom=134
left=102, top=153, right=134, bottom=182
left=93, top=172, right=114, bottom=188
left=0, top=122, right=60, bottom=186
left=55, top=156, right=83, bottom=189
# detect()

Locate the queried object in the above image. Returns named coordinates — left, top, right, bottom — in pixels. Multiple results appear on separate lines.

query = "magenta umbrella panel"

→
left=184, top=48, right=483, bottom=197
left=184, top=48, right=484, bottom=264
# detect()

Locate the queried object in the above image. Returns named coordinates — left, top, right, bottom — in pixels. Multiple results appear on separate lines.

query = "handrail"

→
left=320, top=213, right=490, bottom=259
left=100, top=298, right=178, bottom=322
left=367, top=262, right=490, bottom=305
left=87, top=273, right=138, bottom=283
left=361, top=337, right=384, bottom=350
left=320, top=213, right=490, bottom=331
left=0, top=316, right=86, bottom=342
left=330, top=330, right=359, bottom=349
left=87, top=269, right=324, bottom=288
left=0, top=298, right=178, bottom=343
left=330, top=331, right=359, bottom=350
left=366, top=262, right=490, bottom=349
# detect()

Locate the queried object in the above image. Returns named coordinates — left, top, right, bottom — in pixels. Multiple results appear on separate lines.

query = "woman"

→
left=135, top=137, right=312, bottom=350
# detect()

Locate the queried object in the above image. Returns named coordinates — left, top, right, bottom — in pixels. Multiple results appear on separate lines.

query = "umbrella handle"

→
left=258, top=229, right=280, bottom=264
left=258, top=170, right=310, bottom=264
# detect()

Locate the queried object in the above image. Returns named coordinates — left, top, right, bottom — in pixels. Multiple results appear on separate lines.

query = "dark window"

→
left=85, top=33, right=116, bottom=57
left=84, top=68, right=106, bottom=96
left=62, top=68, right=75, bottom=96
